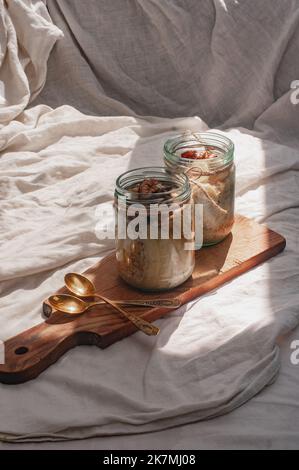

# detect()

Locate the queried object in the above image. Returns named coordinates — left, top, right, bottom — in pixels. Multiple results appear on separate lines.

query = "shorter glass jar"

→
left=114, top=167, right=195, bottom=291
left=164, top=131, right=235, bottom=246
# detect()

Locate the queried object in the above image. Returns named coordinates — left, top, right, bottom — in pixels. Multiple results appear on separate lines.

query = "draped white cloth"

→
left=0, top=0, right=62, bottom=125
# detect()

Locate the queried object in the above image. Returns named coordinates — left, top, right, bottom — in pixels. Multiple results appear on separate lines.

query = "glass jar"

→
left=114, top=167, right=195, bottom=291
left=164, top=131, right=235, bottom=246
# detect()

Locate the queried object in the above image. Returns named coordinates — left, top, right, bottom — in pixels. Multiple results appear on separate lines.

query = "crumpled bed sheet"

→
left=0, top=0, right=298, bottom=446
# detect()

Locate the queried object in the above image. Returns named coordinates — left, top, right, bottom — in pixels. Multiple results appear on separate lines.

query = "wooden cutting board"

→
left=0, top=215, right=286, bottom=384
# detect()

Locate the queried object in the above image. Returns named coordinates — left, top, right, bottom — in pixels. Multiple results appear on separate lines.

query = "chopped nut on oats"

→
left=181, top=148, right=217, bottom=160
left=130, top=178, right=173, bottom=195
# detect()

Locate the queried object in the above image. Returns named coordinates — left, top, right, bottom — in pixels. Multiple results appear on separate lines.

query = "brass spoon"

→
left=64, top=273, right=162, bottom=336
left=48, top=293, right=160, bottom=337
left=64, top=272, right=181, bottom=309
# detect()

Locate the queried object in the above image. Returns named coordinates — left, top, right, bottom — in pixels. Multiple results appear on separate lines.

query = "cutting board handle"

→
left=0, top=319, right=77, bottom=384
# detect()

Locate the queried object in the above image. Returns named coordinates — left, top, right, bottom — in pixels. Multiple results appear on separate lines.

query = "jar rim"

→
left=164, top=131, right=234, bottom=170
left=115, top=166, right=191, bottom=204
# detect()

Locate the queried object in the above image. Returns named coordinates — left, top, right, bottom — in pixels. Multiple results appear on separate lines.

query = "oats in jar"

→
left=114, top=167, right=195, bottom=291
left=164, top=132, right=235, bottom=246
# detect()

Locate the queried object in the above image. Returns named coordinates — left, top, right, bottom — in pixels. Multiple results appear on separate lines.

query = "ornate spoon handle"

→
left=92, top=295, right=160, bottom=336
left=93, top=296, right=181, bottom=308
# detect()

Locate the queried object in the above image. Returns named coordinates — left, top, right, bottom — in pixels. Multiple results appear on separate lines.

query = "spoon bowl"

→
left=48, top=294, right=87, bottom=315
left=65, top=273, right=95, bottom=298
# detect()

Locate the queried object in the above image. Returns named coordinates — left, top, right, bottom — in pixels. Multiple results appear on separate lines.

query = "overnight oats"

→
left=114, top=167, right=195, bottom=291
left=164, top=132, right=235, bottom=246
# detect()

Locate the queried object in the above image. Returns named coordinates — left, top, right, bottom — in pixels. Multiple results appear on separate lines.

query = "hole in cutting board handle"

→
left=15, top=347, right=29, bottom=355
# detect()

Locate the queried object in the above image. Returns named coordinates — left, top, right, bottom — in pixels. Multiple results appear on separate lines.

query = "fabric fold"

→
left=0, top=0, right=63, bottom=125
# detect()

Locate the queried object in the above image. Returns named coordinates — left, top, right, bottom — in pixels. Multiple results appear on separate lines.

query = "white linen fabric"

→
left=34, top=0, right=299, bottom=138
left=0, top=0, right=299, bottom=447
left=0, top=0, right=62, bottom=125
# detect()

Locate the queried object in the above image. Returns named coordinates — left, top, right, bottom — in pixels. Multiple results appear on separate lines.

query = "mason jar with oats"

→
left=164, top=132, right=235, bottom=246
left=114, top=167, right=195, bottom=291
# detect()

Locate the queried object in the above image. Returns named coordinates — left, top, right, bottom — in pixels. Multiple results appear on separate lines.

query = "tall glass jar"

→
left=164, top=131, right=235, bottom=246
left=114, top=167, right=195, bottom=291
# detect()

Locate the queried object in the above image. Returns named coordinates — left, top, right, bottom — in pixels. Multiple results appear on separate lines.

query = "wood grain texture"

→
left=0, top=215, right=286, bottom=384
